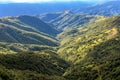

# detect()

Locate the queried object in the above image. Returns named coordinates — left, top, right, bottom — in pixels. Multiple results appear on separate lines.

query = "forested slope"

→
left=58, top=16, right=120, bottom=80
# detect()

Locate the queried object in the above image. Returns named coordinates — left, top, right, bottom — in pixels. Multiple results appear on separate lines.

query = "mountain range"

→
left=0, top=15, right=59, bottom=53
left=0, top=0, right=120, bottom=80
left=78, top=0, right=120, bottom=16
left=60, top=16, right=120, bottom=80
left=1, top=1, right=120, bottom=17
left=38, top=11, right=94, bottom=31
left=0, top=2, right=91, bottom=17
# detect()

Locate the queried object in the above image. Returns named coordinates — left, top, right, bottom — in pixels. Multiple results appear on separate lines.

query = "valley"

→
left=0, top=0, right=120, bottom=80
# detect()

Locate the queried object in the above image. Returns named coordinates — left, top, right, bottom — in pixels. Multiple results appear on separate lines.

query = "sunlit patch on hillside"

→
left=95, top=16, right=106, bottom=22
left=107, top=27, right=118, bottom=39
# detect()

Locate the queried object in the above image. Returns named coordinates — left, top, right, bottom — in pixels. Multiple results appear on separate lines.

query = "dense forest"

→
left=0, top=0, right=120, bottom=80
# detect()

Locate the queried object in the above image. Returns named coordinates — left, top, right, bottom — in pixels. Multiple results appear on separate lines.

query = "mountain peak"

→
left=63, top=10, right=73, bottom=15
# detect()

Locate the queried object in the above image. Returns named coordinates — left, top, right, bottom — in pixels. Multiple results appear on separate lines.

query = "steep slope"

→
left=38, top=12, right=62, bottom=22
left=0, top=51, right=69, bottom=80
left=0, top=66, right=65, bottom=80
left=0, top=15, right=71, bottom=80
left=58, top=16, right=120, bottom=80
left=78, top=0, right=120, bottom=16
left=39, top=11, right=94, bottom=31
left=17, top=15, right=59, bottom=36
left=0, top=16, right=58, bottom=47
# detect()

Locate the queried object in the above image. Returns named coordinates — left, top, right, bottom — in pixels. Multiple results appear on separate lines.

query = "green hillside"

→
left=39, top=11, right=94, bottom=31
left=0, top=16, right=59, bottom=53
left=17, top=15, right=59, bottom=36
left=0, top=42, right=58, bottom=54
left=0, top=51, right=69, bottom=80
left=58, top=16, right=120, bottom=80
left=0, top=14, right=120, bottom=80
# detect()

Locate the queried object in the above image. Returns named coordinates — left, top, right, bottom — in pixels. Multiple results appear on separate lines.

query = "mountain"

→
left=0, top=15, right=59, bottom=53
left=38, top=11, right=94, bottom=31
left=17, top=15, right=59, bottom=36
left=78, top=0, right=120, bottom=16
left=0, top=2, right=91, bottom=17
left=1, top=1, right=120, bottom=17
left=1, top=15, right=120, bottom=80
left=0, top=1, right=120, bottom=79
left=0, top=15, right=71, bottom=80
left=58, top=16, right=120, bottom=80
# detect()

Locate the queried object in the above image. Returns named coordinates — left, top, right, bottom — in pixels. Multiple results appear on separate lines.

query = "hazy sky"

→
left=0, top=0, right=108, bottom=3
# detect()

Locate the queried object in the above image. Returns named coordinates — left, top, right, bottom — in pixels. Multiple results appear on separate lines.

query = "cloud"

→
left=0, top=0, right=108, bottom=3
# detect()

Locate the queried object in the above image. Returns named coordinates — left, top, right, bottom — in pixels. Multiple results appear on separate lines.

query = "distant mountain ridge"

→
left=0, top=2, right=91, bottom=17
left=1, top=1, right=120, bottom=17
left=78, top=0, right=120, bottom=16
left=38, top=11, right=94, bottom=31
left=0, top=1, right=120, bottom=80
left=17, top=15, right=59, bottom=36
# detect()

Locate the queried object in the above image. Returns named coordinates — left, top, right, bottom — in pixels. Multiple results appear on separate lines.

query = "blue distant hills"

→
left=0, top=0, right=120, bottom=80
left=0, top=2, right=90, bottom=17
left=1, top=0, right=120, bottom=17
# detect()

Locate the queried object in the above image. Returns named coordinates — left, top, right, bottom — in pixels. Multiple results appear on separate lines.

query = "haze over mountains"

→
left=0, top=0, right=120, bottom=80
left=0, top=0, right=120, bottom=17
left=38, top=11, right=94, bottom=31
left=0, top=2, right=91, bottom=17
left=78, top=0, right=120, bottom=16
